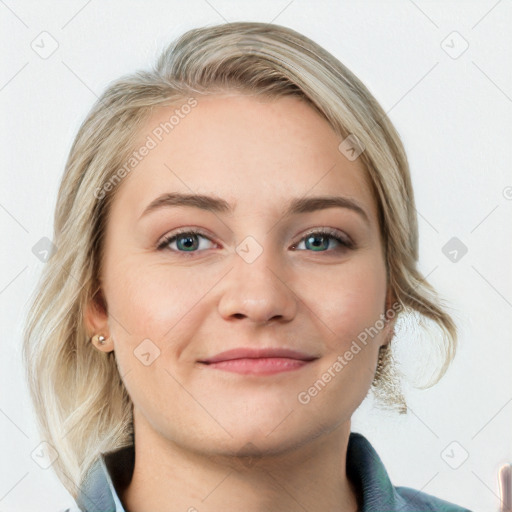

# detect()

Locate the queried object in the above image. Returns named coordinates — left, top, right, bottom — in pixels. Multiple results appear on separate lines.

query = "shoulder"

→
left=347, top=432, right=473, bottom=511
left=395, top=485, right=473, bottom=511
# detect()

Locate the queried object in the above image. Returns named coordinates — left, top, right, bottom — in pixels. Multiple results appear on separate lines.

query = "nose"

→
left=217, top=244, right=298, bottom=325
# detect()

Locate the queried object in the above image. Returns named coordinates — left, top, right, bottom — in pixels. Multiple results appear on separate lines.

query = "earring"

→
left=92, top=334, right=107, bottom=346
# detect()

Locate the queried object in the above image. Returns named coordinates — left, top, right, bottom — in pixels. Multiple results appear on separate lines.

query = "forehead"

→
left=111, top=94, right=378, bottom=224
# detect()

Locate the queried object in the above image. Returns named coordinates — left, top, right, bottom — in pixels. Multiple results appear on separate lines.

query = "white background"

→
left=1, top=1, right=511, bottom=511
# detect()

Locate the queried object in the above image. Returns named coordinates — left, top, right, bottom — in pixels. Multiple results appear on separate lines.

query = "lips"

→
left=199, top=347, right=318, bottom=364
left=198, top=347, right=319, bottom=376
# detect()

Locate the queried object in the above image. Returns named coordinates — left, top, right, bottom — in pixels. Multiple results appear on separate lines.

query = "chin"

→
left=210, top=414, right=319, bottom=455
left=209, top=430, right=302, bottom=459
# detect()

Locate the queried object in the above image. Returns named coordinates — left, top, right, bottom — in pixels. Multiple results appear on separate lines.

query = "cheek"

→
left=312, top=257, right=388, bottom=351
left=104, top=258, right=206, bottom=340
left=103, top=257, right=222, bottom=391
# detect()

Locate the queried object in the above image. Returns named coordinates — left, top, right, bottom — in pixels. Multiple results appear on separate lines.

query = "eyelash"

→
left=157, top=227, right=354, bottom=255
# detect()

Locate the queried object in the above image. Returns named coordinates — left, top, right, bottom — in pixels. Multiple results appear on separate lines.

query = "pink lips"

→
left=198, top=348, right=318, bottom=375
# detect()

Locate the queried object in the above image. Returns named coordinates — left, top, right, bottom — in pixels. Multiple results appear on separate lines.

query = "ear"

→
left=84, top=288, right=113, bottom=353
left=384, top=285, right=397, bottom=313
left=382, top=286, right=398, bottom=346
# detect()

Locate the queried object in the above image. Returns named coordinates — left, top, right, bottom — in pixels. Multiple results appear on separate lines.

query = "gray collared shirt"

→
left=70, top=432, right=472, bottom=511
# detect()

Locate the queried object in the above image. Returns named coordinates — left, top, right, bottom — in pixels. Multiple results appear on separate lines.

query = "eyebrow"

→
left=139, top=192, right=370, bottom=224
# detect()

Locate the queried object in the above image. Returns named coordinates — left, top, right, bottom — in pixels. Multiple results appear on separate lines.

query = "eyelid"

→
left=156, top=226, right=217, bottom=250
left=157, top=226, right=355, bottom=252
left=294, top=226, right=354, bottom=248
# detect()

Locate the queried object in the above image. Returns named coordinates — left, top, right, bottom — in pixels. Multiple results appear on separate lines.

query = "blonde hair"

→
left=22, top=21, right=457, bottom=497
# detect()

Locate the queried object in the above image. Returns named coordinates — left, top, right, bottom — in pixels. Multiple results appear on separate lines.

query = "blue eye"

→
left=157, top=228, right=353, bottom=254
left=292, top=229, right=353, bottom=252
left=157, top=229, right=215, bottom=253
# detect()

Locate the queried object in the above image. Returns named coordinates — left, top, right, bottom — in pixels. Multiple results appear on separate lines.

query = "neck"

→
left=121, top=416, right=360, bottom=512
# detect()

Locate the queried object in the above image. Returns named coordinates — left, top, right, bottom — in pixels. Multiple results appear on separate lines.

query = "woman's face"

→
left=88, top=94, right=394, bottom=456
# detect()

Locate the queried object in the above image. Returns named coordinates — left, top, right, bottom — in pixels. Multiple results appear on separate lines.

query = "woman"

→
left=23, top=21, right=472, bottom=511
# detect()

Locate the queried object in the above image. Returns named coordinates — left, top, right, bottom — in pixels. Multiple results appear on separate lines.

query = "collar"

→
left=75, top=432, right=469, bottom=511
